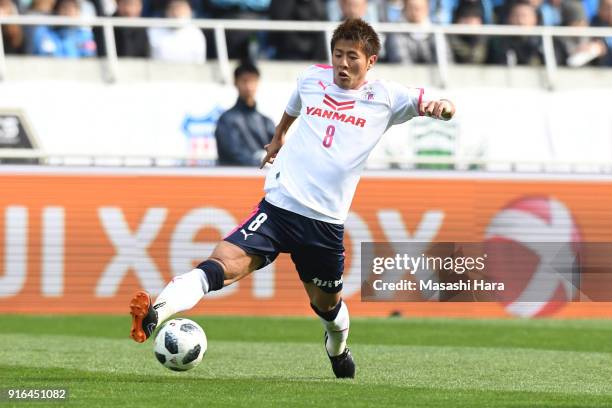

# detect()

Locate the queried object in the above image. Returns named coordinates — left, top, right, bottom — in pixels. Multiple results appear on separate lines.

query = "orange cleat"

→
left=129, top=291, right=158, bottom=343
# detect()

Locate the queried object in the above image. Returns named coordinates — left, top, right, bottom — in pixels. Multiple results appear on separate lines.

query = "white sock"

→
left=153, top=269, right=210, bottom=324
left=319, top=301, right=350, bottom=357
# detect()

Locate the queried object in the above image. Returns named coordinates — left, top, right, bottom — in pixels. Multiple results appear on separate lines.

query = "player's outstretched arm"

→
left=419, top=99, right=456, bottom=121
left=260, top=111, right=298, bottom=168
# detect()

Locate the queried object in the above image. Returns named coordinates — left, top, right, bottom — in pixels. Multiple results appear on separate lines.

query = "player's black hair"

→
left=234, top=60, right=260, bottom=81
left=331, top=18, right=381, bottom=58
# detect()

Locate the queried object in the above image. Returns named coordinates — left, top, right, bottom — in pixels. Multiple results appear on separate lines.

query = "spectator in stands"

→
left=448, top=3, right=489, bottom=63
left=24, top=0, right=96, bottom=16
left=30, top=0, right=97, bottom=57
left=23, top=0, right=94, bottom=16
left=554, top=0, right=608, bottom=66
left=459, top=0, right=496, bottom=23
left=215, top=61, right=275, bottom=167
left=494, top=0, right=560, bottom=25
left=429, top=0, right=494, bottom=24
left=113, top=0, right=150, bottom=57
left=203, top=0, right=270, bottom=60
left=268, top=0, right=328, bottom=60
left=88, top=0, right=117, bottom=17
left=0, top=0, right=24, bottom=54
left=592, top=0, right=612, bottom=26
left=23, top=0, right=54, bottom=54
left=148, top=0, right=206, bottom=63
left=338, top=0, right=369, bottom=18
left=386, top=0, right=439, bottom=64
left=488, top=0, right=543, bottom=65
left=143, top=0, right=203, bottom=17
left=92, top=0, right=147, bottom=58
left=591, top=0, right=612, bottom=65
left=327, top=0, right=381, bottom=21
left=25, top=0, right=56, bottom=15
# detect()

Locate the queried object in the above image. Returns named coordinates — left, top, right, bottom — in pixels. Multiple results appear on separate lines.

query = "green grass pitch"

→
left=2, top=315, right=612, bottom=407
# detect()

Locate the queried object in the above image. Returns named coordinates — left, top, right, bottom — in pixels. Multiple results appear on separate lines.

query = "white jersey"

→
left=264, top=64, right=424, bottom=224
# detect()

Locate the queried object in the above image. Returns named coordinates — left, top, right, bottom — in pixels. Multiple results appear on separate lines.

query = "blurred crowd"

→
left=1, top=0, right=611, bottom=66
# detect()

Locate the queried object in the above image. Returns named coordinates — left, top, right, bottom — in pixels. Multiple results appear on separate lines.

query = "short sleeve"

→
left=389, top=85, right=424, bottom=126
left=285, top=87, right=301, bottom=117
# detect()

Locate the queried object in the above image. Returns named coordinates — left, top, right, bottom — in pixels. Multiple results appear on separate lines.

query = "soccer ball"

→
left=153, top=318, right=207, bottom=371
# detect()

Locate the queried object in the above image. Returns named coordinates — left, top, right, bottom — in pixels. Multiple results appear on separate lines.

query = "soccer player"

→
left=129, top=18, right=455, bottom=379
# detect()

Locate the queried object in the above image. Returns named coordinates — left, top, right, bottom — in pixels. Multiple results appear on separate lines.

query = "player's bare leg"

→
left=304, top=282, right=355, bottom=378
left=129, top=241, right=261, bottom=343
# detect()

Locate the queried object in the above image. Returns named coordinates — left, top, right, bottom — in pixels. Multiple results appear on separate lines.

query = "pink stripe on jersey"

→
left=324, top=94, right=354, bottom=106
left=225, top=203, right=260, bottom=239
left=314, top=64, right=333, bottom=69
left=417, top=88, right=425, bottom=116
left=323, top=99, right=336, bottom=110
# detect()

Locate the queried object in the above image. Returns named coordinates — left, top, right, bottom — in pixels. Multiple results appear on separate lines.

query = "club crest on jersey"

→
left=306, top=94, right=366, bottom=128
left=363, top=85, right=375, bottom=100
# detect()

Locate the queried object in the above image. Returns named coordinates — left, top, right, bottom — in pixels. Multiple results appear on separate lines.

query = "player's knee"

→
left=196, top=255, right=252, bottom=291
left=310, top=293, right=341, bottom=312
left=205, top=256, right=254, bottom=287
left=312, top=301, right=338, bottom=313
left=209, top=241, right=259, bottom=283
left=207, top=256, right=242, bottom=283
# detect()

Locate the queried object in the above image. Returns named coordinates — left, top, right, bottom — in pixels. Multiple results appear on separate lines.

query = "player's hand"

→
left=419, top=99, right=455, bottom=121
left=260, top=138, right=283, bottom=169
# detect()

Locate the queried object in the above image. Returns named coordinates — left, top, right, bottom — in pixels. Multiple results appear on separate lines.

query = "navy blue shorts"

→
left=224, top=198, right=345, bottom=293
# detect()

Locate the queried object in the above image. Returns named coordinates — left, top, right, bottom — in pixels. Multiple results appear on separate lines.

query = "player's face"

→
left=332, top=40, right=377, bottom=90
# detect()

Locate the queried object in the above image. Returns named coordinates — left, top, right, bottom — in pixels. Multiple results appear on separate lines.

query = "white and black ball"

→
left=153, top=318, right=207, bottom=371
